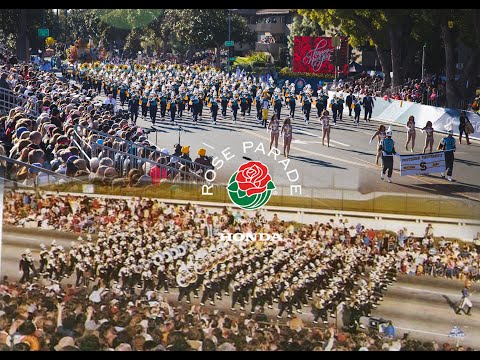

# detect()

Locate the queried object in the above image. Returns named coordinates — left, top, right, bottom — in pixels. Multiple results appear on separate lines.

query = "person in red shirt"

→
left=367, top=228, right=376, bottom=242
left=150, top=163, right=168, bottom=184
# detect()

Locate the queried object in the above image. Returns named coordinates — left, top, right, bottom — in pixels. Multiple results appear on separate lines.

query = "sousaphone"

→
left=176, top=268, right=191, bottom=288
left=152, top=251, right=165, bottom=266
left=177, top=244, right=187, bottom=258
left=163, top=249, right=173, bottom=263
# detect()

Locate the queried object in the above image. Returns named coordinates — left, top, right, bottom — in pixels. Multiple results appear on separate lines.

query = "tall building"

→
left=233, top=9, right=294, bottom=58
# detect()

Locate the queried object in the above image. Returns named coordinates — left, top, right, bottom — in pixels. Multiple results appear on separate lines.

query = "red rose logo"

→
left=227, top=161, right=276, bottom=210
left=235, top=161, right=272, bottom=197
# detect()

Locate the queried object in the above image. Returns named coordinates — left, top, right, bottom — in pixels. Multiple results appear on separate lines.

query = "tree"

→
left=16, top=9, right=28, bottom=61
left=417, top=9, right=480, bottom=107
left=0, top=9, right=45, bottom=61
left=299, top=9, right=393, bottom=89
left=164, top=9, right=255, bottom=68
left=287, top=13, right=324, bottom=56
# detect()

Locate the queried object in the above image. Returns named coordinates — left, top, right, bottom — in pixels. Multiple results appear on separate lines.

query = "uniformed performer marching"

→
left=379, top=128, right=397, bottom=183
left=438, top=129, right=456, bottom=182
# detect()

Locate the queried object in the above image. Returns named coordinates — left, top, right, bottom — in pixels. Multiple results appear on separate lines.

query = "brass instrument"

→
left=178, top=257, right=199, bottom=286
left=194, top=259, right=208, bottom=275
left=80, top=62, right=90, bottom=71
left=152, top=251, right=165, bottom=266
left=177, top=244, right=187, bottom=258
left=176, top=268, right=194, bottom=287
left=162, top=249, right=173, bottom=263
left=105, top=63, right=115, bottom=72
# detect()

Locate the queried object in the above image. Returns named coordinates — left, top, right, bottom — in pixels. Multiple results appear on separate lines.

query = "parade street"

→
left=112, top=96, right=480, bottom=205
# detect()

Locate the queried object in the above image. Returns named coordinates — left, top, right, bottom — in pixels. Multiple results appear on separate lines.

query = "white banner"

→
left=399, top=151, right=446, bottom=176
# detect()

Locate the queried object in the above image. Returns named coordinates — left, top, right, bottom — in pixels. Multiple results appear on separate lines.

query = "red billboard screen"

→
left=293, top=36, right=349, bottom=78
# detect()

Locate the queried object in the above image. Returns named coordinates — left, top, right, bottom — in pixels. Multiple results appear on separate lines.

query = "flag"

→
left=448, top=326, right=465, bottom=338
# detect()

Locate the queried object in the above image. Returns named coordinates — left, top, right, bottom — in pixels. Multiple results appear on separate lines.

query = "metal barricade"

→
left=0, top=154, right=87, bottom=188
left=72, top=124, right=211, bottom=181
left=90, top=142, right=205, bottom=183
left=0, top=86, right=42, bottom=119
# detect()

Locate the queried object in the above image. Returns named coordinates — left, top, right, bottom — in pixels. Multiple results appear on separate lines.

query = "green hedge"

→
left=279, top=67, right=335, bottom=80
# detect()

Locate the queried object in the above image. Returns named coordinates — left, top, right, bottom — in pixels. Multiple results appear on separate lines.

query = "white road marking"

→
left=3, top=235, right=58, bottom=243
left=330, top=140, right=351, bottom=147
left=291, top=139, right=350, bottom=147
left=395, top=326, right=450, bottom=337
left=396, top=285, right=460, bottom=298
left=295, top=129, right=319, bottom=137
left=202, top=142, right=215, bottom=149
left=335, top=125, right=373, bottom=136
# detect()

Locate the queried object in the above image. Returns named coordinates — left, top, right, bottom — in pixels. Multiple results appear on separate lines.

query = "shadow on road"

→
left=442, top=295, right=458, bottom=312
left=455, top=158, right=480, bottom=167
left=332, top=146, right=375, bottom=157
left=288, top=155, right=347, bottom=170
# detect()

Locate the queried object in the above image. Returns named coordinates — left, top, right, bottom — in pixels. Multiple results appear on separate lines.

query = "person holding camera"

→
left=459, top=110, right=472, bottom=145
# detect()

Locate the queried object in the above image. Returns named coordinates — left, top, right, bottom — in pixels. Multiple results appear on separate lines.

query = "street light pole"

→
left=334, top=46, right=338, bottom=81
left=227, top=9, right=231, bottom=75
left=64, top=9, right=68, bottom=48
left=421, top=44, right=426, bottom=79
left=178, top=125, right=183, bottom=145
left=42, top=9, right=46, bottom=62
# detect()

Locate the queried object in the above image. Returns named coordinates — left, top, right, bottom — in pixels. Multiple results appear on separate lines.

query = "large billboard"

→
left=293, top=36, right=349, bottom=78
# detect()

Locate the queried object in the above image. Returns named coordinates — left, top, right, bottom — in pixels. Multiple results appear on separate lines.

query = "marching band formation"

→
left=72, top=61, right=375, bottom=127
left=11, top=192, right=397, bottom=328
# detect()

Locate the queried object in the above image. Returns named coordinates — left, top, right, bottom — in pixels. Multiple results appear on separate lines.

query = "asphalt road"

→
left=102, top=95, right=480, bottom=206
left=2, top=227, right=479, bottom=348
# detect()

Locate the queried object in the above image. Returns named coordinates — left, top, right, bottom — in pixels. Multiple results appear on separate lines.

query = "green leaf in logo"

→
left=227, top=172, right=238, bottom=192
left=266, top=181, right=276, bottom=190
left=237, top=189, right=247, bottom=198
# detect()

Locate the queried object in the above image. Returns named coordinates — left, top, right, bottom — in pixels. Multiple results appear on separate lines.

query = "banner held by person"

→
left=399, top=151, right=446, bottom=176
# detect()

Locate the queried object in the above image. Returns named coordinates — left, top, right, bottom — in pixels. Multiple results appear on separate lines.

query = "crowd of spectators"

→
left=2, top=277, right=468, bottom=351
left=329, top=72, right=383, bottom=97
left=394, top=226, right=480, bottom=281
left=386, top=76, right=445, bottom=107
left=256, top=17, right=278, bottom=24
left=258, top=36, right=276, bottom=45
left=328, top=73, right=449, bottom=109
left=0, top=63, right=212, bottom=189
